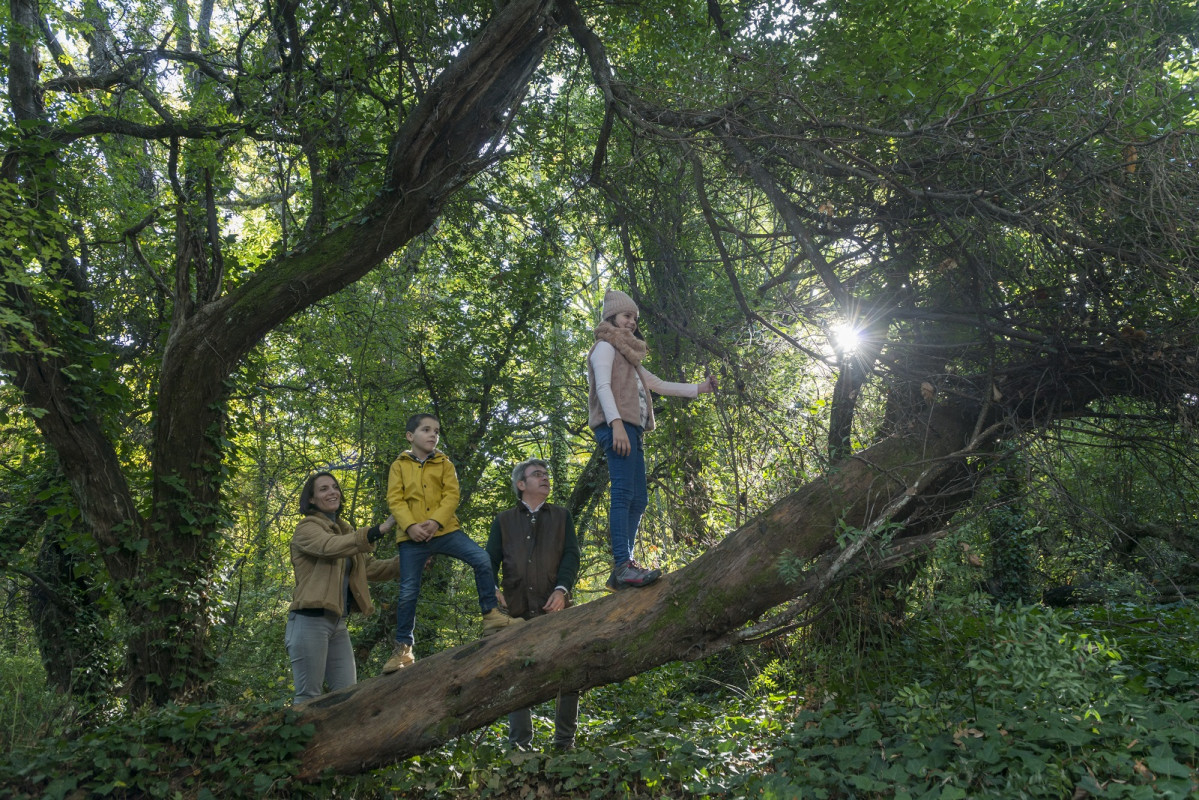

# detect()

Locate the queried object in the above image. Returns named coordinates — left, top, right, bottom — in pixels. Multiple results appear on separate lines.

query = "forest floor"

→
left=2, top=598, right=1196, bottom=798
left=329, top=598, right=1199, bottom=799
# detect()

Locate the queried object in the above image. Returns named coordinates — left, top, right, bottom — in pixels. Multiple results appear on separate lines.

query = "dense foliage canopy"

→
left=2, top=0, right=1198, bottom=794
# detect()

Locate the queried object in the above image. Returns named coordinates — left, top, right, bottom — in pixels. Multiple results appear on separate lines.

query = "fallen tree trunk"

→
left=287, top=332, right=1199, bottom=778
left=293, top=400, right=982, bottom=778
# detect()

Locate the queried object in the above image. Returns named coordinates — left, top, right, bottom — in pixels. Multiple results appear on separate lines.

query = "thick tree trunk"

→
left=290, top=401, right=980, bottom=778
left=3, top=0, right=561, bottom=705
left=31, top=520, right=112, bottom=703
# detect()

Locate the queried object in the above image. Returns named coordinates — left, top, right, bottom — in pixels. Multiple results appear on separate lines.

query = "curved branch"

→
left=49, top=116, right=248, bottom=145
left=42, top=53, right=157, bottom=92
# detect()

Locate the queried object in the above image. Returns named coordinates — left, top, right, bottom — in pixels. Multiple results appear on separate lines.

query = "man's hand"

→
left=542, top=589, right=567, bottom=613
left=495, top=589, right=507, bottom=610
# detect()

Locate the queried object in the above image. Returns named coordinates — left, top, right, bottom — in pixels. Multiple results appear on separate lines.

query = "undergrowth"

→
left=2, top=599, right=1197, bottom=799
left=0, top=701, right=310, bottom=799
left=341, top=599, right=1199, bottom=799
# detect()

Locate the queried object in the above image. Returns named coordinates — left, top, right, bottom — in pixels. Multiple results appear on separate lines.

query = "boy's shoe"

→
left=482, top=607, right=525, bottom=636
left=606, top=560, right=662, bottom=591
left=383, top=642, right=414, bottom=674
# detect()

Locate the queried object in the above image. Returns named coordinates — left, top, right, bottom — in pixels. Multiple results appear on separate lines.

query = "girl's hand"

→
left=611, top=420, right=631, bottom=456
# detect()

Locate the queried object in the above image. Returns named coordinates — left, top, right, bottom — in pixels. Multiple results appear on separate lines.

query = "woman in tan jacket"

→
left=286, top=472, right=398, bottom=704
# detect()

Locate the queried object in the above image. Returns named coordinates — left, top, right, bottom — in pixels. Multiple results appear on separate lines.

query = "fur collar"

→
left=594, top=321, right=648, bottom=365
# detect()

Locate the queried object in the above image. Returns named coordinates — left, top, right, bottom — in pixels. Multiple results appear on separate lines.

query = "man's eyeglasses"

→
left=524, top=470, right=550, bottom=479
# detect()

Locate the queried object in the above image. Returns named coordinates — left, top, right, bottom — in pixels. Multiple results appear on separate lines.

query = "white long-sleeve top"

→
left=589, top=341, right=699, bottom=428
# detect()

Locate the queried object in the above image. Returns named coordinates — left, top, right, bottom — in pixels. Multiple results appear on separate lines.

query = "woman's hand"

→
left=368, top=515, right=396, bottom=543
left=611, top=419, right=631, bottom=456
left=697, top=374, right=718, bottom=394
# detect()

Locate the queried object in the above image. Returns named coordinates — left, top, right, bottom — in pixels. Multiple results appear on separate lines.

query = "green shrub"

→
left=0, top=642, right=79, bottom=753
left=0, top=701, right=312, bottom=799
left=757, top=601, right=1199, bottom=799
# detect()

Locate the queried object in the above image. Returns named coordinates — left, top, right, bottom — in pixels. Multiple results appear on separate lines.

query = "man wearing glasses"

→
left=486, top=458, right=581, bottom=751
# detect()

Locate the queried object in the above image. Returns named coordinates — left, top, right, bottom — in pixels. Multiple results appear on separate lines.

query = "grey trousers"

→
left=508, top=690, right=580, bottom=750
left=285, top=611, right=356, bottom=704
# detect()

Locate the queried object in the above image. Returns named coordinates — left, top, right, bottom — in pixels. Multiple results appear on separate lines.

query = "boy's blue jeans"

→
left=592, top=422, right=647, bottom=566
left=394, top=529, right=498, bottom=646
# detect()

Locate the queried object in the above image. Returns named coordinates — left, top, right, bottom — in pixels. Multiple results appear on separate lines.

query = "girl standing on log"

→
left=586, top=289, right=717, bottom=591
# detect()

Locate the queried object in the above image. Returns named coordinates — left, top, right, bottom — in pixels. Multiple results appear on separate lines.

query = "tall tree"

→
left=3, top=0, right=561, bottom=704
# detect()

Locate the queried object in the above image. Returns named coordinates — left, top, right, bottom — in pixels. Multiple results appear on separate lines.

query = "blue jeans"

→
left=593, top=423, right=647, bottom=566
left=394, top=529, right=498, bottom=646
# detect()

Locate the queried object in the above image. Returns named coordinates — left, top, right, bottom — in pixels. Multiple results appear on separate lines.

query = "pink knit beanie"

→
left=601, top=289, right=638, bottom=321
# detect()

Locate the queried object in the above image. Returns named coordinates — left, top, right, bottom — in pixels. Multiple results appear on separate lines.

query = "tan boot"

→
left=481, top=608, right=524, bottom=637
left=383, top=642, right=414, bottom=673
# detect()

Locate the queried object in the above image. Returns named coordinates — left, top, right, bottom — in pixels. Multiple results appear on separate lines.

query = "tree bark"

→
left=31, top=519, right=112, bottom=703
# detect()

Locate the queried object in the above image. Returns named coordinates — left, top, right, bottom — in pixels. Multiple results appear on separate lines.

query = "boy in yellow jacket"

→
left=383, top=413, right=520, bottom=673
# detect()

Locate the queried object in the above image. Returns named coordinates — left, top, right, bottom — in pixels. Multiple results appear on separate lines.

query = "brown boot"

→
left=383, top=642, right=414, bottom=673
left=481, top=607, right=525, bottom=637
